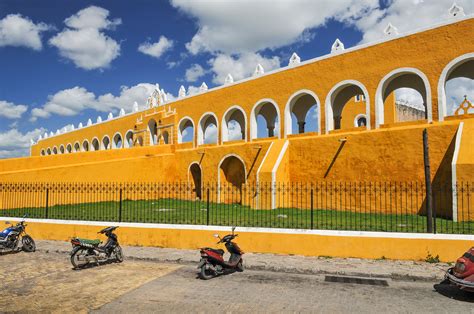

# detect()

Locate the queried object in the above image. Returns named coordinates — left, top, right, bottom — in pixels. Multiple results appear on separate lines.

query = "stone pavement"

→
left=37, top=240, right=450, bottom=282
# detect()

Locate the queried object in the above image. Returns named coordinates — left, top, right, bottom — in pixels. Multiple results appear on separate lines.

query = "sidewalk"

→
left=37, top=240, right=449, bottom=282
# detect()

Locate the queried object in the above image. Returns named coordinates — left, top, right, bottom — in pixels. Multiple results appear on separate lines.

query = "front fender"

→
left=197, top=258, right=207, bottom=269
left=70, top=245, right=82, bottom=256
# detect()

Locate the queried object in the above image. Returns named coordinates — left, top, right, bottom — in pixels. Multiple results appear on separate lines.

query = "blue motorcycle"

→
left=0, top=215, right=35, bottom=253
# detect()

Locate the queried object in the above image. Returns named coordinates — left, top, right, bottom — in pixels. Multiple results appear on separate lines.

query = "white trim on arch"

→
left=250, top=98, right=281, bottom=140
left=177, top=116, right=195, bottom=146
left=221, top=105, right=248, bottom=142
left=197, top=112, right=219, bottom=145
left=101, top=135, right=111, bottom=150
left=375, top=67, right=432, bottom=128
left=124, top=129, right=134, bottom=148
left=438, top=53, right=474, bottom=121
left=217, top=153, right=247, bottom=202
left=112, top=132, right=123, bottom=149
left=284, top=89, right=321, bottom=137
left=91, top=137, right=100, bottom=151
left=73, top=141, right=81, bottom=153
left=324, top=79, right=371, bottom=134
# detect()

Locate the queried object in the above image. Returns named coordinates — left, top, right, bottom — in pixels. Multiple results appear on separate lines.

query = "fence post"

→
left=423, top=129, right=433, bottom=233
left=206, top=188, right=210, bottom=225
left=119, top=188, right=123, bottom=223
left=45, top=188, right=49, bottom=219
left=310, top=188, right=314, bottom=230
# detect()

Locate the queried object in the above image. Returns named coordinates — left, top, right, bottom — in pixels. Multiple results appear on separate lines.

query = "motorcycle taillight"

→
left=455, top=262, right=466, bottom=274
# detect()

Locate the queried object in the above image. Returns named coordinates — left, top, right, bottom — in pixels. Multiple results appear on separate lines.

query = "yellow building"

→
left=0, top=15, right=473, bottom=218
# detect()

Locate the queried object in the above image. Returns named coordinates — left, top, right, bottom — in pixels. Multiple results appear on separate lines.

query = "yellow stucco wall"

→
left=8, top=218, right=473, bottom=262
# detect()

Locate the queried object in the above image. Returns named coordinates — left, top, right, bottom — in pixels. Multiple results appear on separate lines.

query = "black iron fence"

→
left=0, top=181, right=472, bottom=234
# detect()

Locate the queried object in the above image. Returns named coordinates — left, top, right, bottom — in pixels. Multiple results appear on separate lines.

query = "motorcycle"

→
left=70, top=226, right=124, bottom=269
left=444, top=246, right=474, bottom=292
left=198, top=227, right=244, bottom=279
left=0, top=215, right=36, bottom=253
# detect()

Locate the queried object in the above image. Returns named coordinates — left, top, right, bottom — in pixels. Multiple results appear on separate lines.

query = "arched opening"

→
left=178, top=117, right=194, bottom=144
left=375, top=69, right=430, bottom=127
left=113, top=133, right=123, bottom=149
left=285, top=90, right=320, bottom=136
left=46, top=148, right=51, bottom=155
left=189, top=163, right=202, bottom=199
left=59, top=145, right=65, bottom=154
left=354, top=114, right=367, bottom=127
left=52, top=147, right=57, bottom=154
left=222, top=106, right=246, bottom=142
left=40, top=149, right=45, bottom=156
left=198, top=113, right=218, bottom=145
left=219, top=155, right=246, bottom=204
left=74, top=142, right=80, bottom=152
left=251, top=99, right=280, bottom=140
left=82, top=140, right=89, bottom=152
left=137, top=136, right=144, bottom=146
left=124, top=131, right=134, bottom=148
left=102, top=136, right=111, bottom=150
left=91, top=138, right=100, bottom=151
left=438, top=54, right=474, bottom=119
left=66, top=144, right=72, bottom=153
left=325, top=80, right=370, bottom=132
left=161, top=131, right=169, bottom=144
left=148, top=119, right=158, bottom=145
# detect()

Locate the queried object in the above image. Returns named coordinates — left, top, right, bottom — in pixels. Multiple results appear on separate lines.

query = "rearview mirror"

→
left=213, top=234, right=219, bottom=238
left=231, top=226, right=236, bottom=233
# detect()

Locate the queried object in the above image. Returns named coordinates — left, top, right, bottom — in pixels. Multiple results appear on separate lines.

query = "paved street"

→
left=1, top=250, right=473, bottom=313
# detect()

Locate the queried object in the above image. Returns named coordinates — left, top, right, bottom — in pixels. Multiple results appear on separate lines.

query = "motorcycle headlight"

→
left=455, top=262, right=466, bottom=273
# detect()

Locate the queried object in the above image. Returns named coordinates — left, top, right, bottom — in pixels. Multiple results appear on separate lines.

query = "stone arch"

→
left=91, top=138, right=100, bottom=151
left=250, top=98, right=280, bottom=140
left=112, top=132, right=123, bottom=149
left=161, top=130, right=170, bottom=144
left=82, top=140, right=90, bottom=152
left=325, top=80, right=370, bottom=133
left=52, top=146, right=58, bottom=155
left=284, top=89, right=321, bottom=137
left=66, top=144, right=72, bottom=153
left=438, top=53, right=474, bottom=120
left=222, top=105, right=247, bottom=142
left=73, top=142, right=80, bottom=152
left=188, top=162, right=202, bottom=199
left=218, top=154, right=246, bottom=204
left=40, top=149, right=45, bottom=156
left=148, top=119, right=158, bottom=145
left=375, top=68, right=432, bottom=127
left=124, top=130, right=134, bottom=148
left=102, top=135, right=111, bottom=150
left=178, top=116, right=195, bottom=145
left=46, top=148, right=51, bottom=155
left=354, top=114, right=367, bottom=127
left=59, top=145, right=65, bottom=154
left=197, top=112, right=219, bottom=145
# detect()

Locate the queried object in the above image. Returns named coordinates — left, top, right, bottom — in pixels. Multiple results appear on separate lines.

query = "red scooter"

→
left=197, top=227, right=244, bottom=280
left=445, top=246, right=474, bottom=292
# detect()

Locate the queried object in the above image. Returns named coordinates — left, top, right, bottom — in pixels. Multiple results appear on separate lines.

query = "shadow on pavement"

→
left=72, top=260, right=121, bottom=271
left=434, top=281, right=474, bottom=302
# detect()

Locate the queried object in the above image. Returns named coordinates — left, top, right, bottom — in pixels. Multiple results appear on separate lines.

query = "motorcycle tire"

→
left=113, top=246, right=124, bottom=263
left=237, top=260, right=244, bottom=272
left=21, top=236, right=36, bottom=252
left=71, top=248, right=89, bottom=269
left=199, top=265, right=215, bottom=280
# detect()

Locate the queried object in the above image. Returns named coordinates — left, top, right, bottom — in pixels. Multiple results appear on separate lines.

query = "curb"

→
left=37, top=247, right=445, bottom=283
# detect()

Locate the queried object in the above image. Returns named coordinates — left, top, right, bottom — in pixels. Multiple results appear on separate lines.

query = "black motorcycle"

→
left=70, top=226, right=123, bottom=269
left=0, top=215, right=36, bottom=253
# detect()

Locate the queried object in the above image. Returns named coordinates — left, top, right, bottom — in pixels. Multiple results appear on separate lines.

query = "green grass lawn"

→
left=1, top=198, right=473, bottom=234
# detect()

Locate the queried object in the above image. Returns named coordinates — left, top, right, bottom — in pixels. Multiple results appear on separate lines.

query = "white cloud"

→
left=0, top=128, right=45, bottom=158
left=49, top=6, right=121, bottom=70
left=0, top=14, right=52, bottom=50
left=203, top=123, right=217, bottom=144
left=210, top=52, right=280, bottom=84
left=138, top=36, right=174, bottom=58
left=0, top=100, right=28, bottom=119
left=186, top=85, right=201, bottom=96
left=353, top=0, right=473, bottom=43
left=171, top=0, right=378, bottom=54
left=185, top=64, right=206, bottom=82
left=395, top=88, right=425, bottom=110
left=227, top=120, right=242, bottom=141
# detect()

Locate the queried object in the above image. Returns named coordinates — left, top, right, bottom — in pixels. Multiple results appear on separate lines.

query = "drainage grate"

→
left=325, top=275, right=389, bottom=286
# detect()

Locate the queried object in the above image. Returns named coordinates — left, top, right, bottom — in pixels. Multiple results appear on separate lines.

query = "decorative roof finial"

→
left=38, top=134, right=42, bottom=141
left=119, top=108, right=125, bottom=116
left=78, top=122, right=83, bottom=128
left=253, top=64, right=265, bottom=76
left=288, top=53, right=301, bottom=66
left=200, top=82, right=208, bottom=92
left=178, top=85, right=186, bottom=98
left=30, top=139, right=35, bottom=145
left=225, top=74, right=234, bottom=85
left=160, top=88, right=168, bottom=103
left=449, top=2, right=465, bottom=17
left=97, top=116, right=102, bottom=123
left=331, top=39, right=345, bottom=53
left=44, top=132, right=48, bottom=139
left=133, top=101, right=139, bottom=112
left=87, top=118, right=92, bottom=126
left=49, top=131, right=54, bottom=137
left=70, top=124, right=75, bottom=131
left=384, top=23, right=399, bottom=36
left=107, top=112, right=113, bottom=120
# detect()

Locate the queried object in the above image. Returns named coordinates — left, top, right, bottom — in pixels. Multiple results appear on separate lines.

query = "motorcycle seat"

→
left=204, top=248, right=225, bottom=255
left=76, top=238, right=101, bottom=246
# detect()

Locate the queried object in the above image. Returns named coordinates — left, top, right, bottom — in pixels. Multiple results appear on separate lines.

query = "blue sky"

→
left=0, top=0, right=472, bottom=157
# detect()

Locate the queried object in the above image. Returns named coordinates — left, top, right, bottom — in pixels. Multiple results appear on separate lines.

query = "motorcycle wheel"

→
left=71, top=248, right=89, bottom=269
left=237, top=260, right=244, bottom=272
left=113, top=246, right=124, bottom=263
left=21, top=236, right=36, bottom=252
left=199, top=265, right=215, bottom=280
